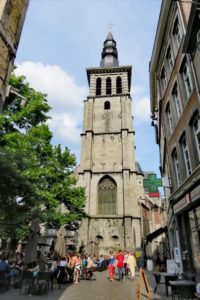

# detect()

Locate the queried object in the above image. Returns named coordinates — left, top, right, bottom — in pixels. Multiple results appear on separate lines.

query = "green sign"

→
left=143, top=174, right=162, bottom=192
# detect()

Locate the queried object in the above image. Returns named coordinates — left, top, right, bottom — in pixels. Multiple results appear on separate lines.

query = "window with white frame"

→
left=166, top=45, right=174, bottom=73
left=166, top=103, right=174, bottom=134
left=180, top=134, right=192, bottom=176
left=172, top=148, right=181, bottom=186
left=181, top=60, right=193, bottom=99
left=172, top=17, right=182, bottom=50
left=172, top=82, right=182, bottom=119
left=192, top=114, right=200, bottom=160
left=160, top=67, right=167, bottom=93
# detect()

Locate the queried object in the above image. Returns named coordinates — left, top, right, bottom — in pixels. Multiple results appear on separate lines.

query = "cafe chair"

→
left=177, top=285, right=196, bottom=300
left=153, top=273, right=165, bottom=293
left=171, top=285, right=180, bottom=300
left=35, top=272, right=51, bottom=296
left=0, top=271, right=9, bottom=292
left=57, top=266, right=66, bottom=290
left=20, top=271, right=34, bottom=295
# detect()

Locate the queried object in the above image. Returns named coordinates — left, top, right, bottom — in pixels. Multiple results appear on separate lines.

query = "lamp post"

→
left=6, top=85, right=28, bottom=107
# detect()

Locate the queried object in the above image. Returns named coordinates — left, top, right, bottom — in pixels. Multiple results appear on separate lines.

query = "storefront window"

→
left=188, top=206, right=200, bottom=277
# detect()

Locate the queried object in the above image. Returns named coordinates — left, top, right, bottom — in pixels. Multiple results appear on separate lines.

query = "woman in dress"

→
left=127, top=252, right=137, bottom=280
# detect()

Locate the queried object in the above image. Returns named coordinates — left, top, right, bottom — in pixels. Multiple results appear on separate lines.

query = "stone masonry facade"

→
left=74, top=33, right=146, bottom=254
left=0, top=0, right=29, bottom=111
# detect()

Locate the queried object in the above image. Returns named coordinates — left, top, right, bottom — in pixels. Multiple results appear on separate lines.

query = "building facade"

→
left=0, top=0, right=29, bottom=112
left=150, top=0, right=200, bottom=278
left=75, top=32, right=146, bottom=254
left=142, top=172, right=168, bottom=258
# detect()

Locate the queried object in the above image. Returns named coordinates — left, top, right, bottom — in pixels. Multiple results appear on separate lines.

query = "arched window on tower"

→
left=98, top=176, right=117, bottom=215
left=106, top=77, right=112, bottom=95
left=96, top=77, right=102, bottom=96
left=116, top=76, right=122, bottom=94
left=104, top=101, right=110, bottom=110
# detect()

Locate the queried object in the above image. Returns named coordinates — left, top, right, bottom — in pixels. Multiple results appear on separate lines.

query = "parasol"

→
left=54, top=225, right=66, bottom=258
left=24, top=218, right=41, bottom=264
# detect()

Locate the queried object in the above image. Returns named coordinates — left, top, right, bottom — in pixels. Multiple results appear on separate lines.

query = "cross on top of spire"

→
left=107, top=21, right=114, bottom=31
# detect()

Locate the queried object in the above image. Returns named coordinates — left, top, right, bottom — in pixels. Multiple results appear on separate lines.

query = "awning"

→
left=146, top=226, right=168, bottom=243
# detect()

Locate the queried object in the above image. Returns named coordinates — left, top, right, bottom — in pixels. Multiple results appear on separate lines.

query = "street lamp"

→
left=6, top=85, right=28, bottom=107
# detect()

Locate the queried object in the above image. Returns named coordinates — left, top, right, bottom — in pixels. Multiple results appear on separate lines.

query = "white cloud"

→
left=133, top=97, right=151, bottom=122
left=131, top=86, right=151, bottom=122
left=47, top=113, right=80, bottom=145
left=14, top=63, right=150, bottom=146
left=15, top=61, right=87, bottom=111
left=15, top=61, right=87, bottom=146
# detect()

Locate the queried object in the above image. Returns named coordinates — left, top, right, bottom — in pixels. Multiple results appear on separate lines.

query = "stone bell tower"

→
left=75, top=32, right=145, bottom=254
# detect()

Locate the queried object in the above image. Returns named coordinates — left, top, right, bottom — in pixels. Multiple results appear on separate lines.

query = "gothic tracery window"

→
left=98, top=176, right=117, bottom=215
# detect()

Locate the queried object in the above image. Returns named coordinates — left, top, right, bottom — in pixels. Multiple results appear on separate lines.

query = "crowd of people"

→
left=0, top=248, right=139, bottom=290
left=48, top=249, right=138, bottom=284
left=107, top=250, right=137, bottom=282
left=0, top=251, right=48, bottom=289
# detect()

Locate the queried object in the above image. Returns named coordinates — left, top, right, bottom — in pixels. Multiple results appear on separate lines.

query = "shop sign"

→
left=190, top=185, right=200, bottom=203
left=173, top=194, right=190, bottom=214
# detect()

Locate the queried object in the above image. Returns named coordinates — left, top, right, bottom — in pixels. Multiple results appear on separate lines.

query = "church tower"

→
left=75, top=32, right=145, bottom=254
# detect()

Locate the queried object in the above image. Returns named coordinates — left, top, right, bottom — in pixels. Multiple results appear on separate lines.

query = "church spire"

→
left=100, top=32, right=119, bottom=68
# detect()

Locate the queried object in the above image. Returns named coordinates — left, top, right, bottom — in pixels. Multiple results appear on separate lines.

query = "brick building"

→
left=140, top=172, right=167, bottom=258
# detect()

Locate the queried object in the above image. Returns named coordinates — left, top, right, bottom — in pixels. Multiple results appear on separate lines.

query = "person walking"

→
left=127, top=252, right=136, bottom=280
left=116, top=250, right=124, bottom=282
left=124, top=251, right=129, bottom=276
left=108, top=251, right=115, bottom=282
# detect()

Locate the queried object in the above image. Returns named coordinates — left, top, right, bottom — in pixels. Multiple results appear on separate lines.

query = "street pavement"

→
left=58, top=271, right=170, bottom=300
left=0, top=271, right=170, bottom=300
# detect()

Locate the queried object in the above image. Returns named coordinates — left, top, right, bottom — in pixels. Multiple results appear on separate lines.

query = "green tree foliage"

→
left=0, top=74, right=85, bottom=240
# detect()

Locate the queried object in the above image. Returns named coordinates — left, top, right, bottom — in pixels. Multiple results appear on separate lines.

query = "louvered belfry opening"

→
left=116, top=76, right=122, bottom=94
left=106, top=77, right=112, bottom=95
left=96, top=77, right=102, bottom=96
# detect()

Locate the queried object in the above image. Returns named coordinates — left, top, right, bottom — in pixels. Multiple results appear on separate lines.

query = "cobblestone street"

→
left=1, top=271, right=170, bottom=300
left=58, top=271, right=170, bottom=300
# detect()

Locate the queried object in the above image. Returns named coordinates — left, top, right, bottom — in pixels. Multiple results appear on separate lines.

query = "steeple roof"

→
left=106, top=31, right=114, bottom=41
left=100, top=32, right=119, bottom=68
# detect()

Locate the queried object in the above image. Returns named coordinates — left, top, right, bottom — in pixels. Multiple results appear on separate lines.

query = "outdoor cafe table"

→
left=153, top=272, right=179, bottom=296
left=169, top=280, right=196, bottom=299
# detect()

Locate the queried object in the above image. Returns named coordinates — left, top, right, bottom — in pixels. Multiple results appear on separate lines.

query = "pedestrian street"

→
left=1, top=270, right=171, bottom=300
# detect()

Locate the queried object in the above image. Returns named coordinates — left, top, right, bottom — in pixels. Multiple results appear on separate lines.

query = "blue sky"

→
left=15, top=0, right=162, bottom=179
